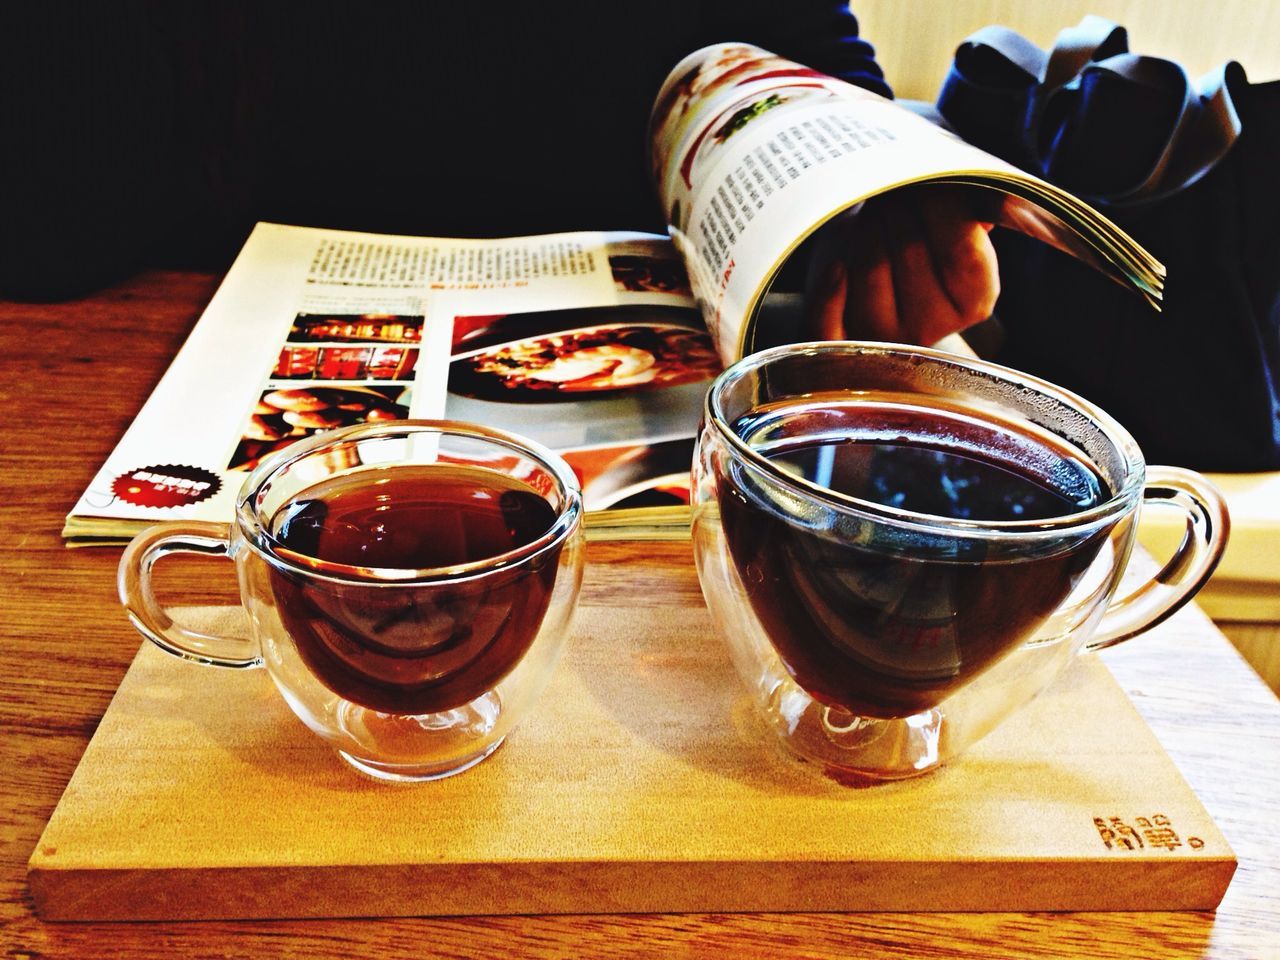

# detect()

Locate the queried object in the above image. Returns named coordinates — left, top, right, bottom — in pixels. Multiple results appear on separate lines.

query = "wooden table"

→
left=2, top=271, right=1278, bottom=958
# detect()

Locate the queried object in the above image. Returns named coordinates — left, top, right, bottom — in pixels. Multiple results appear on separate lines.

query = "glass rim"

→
left=235, top=419, right=582, bottom=584
left=705, top=340, right=1147, bottom=537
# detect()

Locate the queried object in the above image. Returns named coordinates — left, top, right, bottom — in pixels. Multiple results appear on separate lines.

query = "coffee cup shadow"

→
left=565, top=599, right=1124, bottom=802
left=120, top=605, right=375, bottom=794
left=565, top=601, right=904, bottom=795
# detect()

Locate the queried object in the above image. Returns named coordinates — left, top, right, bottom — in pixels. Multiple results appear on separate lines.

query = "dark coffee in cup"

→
left=717, top=392, right=1113, bottom=719
left=267, top=464, right=561, bottom=714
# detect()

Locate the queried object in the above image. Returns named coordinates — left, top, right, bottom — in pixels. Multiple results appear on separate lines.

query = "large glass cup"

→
left=119, top=421, right=585, bottom=782
left=692, top=342, right=1227, bottom=782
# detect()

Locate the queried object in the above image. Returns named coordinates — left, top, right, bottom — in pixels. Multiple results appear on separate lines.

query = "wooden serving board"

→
left=30, top=577, right=1235, bottom=920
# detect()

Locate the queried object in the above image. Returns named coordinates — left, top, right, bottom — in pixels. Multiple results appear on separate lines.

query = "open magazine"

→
left=64, top=43, right=1164, bottom=544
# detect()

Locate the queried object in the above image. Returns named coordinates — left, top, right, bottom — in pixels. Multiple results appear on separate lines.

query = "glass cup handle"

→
left=116, top=521, right=262, bottom=668
left=1086, top=466, right=1230, bottom=651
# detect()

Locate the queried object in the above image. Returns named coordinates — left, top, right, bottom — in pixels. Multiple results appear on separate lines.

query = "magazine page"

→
left=649, top=43, right=1164, bottom=362
left=65, top=223, right=713, bottom=542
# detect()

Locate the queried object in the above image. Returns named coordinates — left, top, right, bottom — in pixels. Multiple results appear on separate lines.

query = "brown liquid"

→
left=268, top=464, right=561, bottom=714
left=718, top=398, right=1112, bottom=719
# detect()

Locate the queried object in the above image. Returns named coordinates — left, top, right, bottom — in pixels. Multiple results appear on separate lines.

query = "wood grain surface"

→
left=1219, top=623, right=1280, bottom=695
left=2, top=270, right=1279, bottom=957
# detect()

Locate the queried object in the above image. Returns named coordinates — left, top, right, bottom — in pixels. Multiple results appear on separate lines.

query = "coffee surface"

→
left=268, top=464, right=561, bottom=713
left=718, top=397, right=1111, bottom=718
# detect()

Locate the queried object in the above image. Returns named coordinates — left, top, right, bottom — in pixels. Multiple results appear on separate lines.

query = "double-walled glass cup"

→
left=119, top=421, right=585, bottom=782
left=692, top=342, right=1227, bottom=782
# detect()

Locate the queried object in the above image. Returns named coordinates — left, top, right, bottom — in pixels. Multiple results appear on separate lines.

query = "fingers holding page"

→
left=804, top=185, right=1000, bottom=347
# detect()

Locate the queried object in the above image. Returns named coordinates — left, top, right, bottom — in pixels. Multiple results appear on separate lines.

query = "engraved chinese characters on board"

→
left=1092, top=814, right=1205, bottom=851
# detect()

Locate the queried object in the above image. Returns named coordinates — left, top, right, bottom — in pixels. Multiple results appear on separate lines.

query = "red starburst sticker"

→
left=112, top=464, right=222, bottom=509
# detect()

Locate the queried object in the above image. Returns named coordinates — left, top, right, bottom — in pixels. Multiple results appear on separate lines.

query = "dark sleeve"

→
left=0, top=4, right=177, bottom=300
left=697, top=0, right=892, bottom=98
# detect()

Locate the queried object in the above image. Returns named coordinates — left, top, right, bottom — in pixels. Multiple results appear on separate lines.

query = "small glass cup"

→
left=692, top=342, right=1227, bottom=782
left=118, top=420, right=585, bottom=782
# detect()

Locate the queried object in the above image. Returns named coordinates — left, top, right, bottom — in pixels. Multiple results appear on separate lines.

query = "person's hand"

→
left=806, top=186, right=1000, bottom=346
